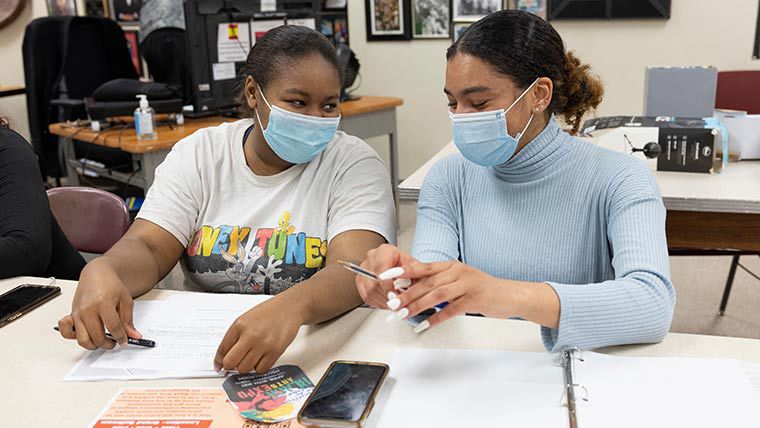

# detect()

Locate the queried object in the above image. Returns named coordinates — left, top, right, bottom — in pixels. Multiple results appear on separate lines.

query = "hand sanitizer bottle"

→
left=134, top=94, right=157, bottom=140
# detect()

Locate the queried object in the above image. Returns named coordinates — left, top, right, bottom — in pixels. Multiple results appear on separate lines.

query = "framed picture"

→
left=506, top=0, right=546, bottom=19
left=365, top=0, right=412, bottom=41
left=123, top=28, right=143, bottom=76
left=84, top=0, right=108, bottom=17
left=452, top=21, right=471, bottom=41
left=109, top=0, right=140, bottom=22
left=412, top=0, right=450, bottom=39
left=452, top=0, right=502, bottom=22
left=47, top=0, right=78, bottom=16
left=333, top=18, right=349, bottom=44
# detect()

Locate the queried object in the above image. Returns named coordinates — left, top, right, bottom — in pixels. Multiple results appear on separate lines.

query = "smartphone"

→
left=298, top=361, right=389, bottom=427
left=0, top=284, right=61, bottom=328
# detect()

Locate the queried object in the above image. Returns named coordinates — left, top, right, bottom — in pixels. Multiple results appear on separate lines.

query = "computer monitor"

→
left=183, top=0, right=321, bottom=116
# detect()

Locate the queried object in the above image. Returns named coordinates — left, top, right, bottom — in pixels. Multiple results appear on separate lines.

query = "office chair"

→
left=716, top=71, right=760, bottom=114
left=23, top=16, right=138, bottom=179
left=47, top=187, right=130, bottom=254
left=701, top=70, right=760, bottom=315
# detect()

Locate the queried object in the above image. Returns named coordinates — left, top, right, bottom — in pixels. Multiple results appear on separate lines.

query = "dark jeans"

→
left=140, top=28, right=190, bottom=102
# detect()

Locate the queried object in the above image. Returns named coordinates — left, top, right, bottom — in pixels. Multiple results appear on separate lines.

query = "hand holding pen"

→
left=53, top=326, right=156, bottom=348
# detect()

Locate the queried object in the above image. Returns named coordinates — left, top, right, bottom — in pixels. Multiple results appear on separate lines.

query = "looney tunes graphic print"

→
left=183, top=211, right=327, bottom=294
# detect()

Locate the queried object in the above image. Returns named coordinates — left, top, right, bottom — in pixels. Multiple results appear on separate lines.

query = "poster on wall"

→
left=365, top=0, right=412, bottom=41
left=320, top=17, right=350, bottom=45
left=507, top=0, right=547, bottom=19
left=84, top=0, right=109, bottom=17
left=123, top=28, right=143, bottom=76
left=412, top=0, right=450, bottom=39
left=452, top=21, right=471, bottom=41
left=452, top=0, right=502, bottom=21
left=47, top=0, right=78, bottom=16
left=251, top=19, right=285, bottom=43
left=109, top=0, right=140, bottom=22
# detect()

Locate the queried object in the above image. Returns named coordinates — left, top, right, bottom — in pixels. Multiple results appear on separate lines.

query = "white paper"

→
left=260, top=0, right=276, bottom=12
left=743, top=361, right=760, bottom=397
left=71, top=293, right=270, bottom=375
left=212, top=62, right=236, bottom=81
left=369, top=349, right=760, bottom=428
left=217, top=22, right=251, bottom=63
left=368, top=349, right=566, bottom=428
left=63, top=350, right=222, bottom=382
left=287, top=18, right=316, bottom=30
left=251, top=19, right=284, bottom=43
left=325, top=0, right=347, bottom=8
left=576, top=352, right=760, bottom=428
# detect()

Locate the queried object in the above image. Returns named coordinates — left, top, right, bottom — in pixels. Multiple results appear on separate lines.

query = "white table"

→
left=398, top=143, right=760, bottom=253
left=2, top=276, right=760, bottom=427
left=398, top=143, right=760, bottom=213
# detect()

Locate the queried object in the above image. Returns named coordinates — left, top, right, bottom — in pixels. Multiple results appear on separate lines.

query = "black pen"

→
left=53, top=326, right=156, bottom=348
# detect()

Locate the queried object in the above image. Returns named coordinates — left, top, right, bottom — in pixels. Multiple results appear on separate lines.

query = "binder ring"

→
left=555, top=347, right=585, bottom=366
left=559, top=383, right=590, bottom=406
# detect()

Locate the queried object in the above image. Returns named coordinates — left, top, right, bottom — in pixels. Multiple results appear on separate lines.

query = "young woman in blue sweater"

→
left=356, top=10, right=675, bottom=352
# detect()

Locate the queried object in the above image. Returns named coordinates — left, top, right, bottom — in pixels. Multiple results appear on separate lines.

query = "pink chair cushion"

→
left=46, top=187, right=130, bottom=254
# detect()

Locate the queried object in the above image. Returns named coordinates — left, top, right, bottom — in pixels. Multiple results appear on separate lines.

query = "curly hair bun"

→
left=554, top=51, right=604, bottom=134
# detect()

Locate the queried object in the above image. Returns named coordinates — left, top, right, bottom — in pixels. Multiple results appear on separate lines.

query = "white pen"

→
left=337, top=260, right=411, bottom=290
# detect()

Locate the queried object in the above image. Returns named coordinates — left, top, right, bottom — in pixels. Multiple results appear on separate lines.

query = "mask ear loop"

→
left=505, top=77, right=541, bottom=113
left=254, top=84, right=272, bottom=132
left=507, top=77, right=541, bottom=140
left=515, top=113, right=534, bottom=141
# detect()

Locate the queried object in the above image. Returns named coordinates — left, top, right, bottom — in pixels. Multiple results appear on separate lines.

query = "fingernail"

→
left=387, top=298, right=401, bottom=310
left=385, top=312, right=397, bottom=322
left=387, top=291, right=397, bottom=300
left=379, top=267, right=404, bottom=280
left=394, top=307, right=409, bottom=320
left=393, top=278, right=412, bottom=290
left=413, top=320, right=430, bottom=334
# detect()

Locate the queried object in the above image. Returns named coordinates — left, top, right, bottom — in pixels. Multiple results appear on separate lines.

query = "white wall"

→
left=0, top=0, right=48, bottom=139
left=1, top=0, right=758, bottom=172
left=348, top=0, right=760, bottom=179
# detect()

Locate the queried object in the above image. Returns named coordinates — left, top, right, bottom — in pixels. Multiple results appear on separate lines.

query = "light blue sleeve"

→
left=411, top=155, right=462, bottom=263
left=541, top=167, right=676, bottom=352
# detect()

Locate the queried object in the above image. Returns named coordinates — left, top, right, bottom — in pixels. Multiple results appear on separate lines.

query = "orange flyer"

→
left=90, top=388, right=306, bottom=428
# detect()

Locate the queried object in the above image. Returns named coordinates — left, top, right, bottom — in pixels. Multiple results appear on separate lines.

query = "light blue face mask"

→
left=255, top=85, right=341, bottom=164
left=449, top=78, right=539, bottom=167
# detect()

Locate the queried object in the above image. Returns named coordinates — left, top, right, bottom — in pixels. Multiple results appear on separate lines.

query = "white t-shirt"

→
left=137, top=119, right=396, bottom=294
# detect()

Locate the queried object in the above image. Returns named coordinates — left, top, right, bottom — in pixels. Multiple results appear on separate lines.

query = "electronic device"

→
left=184, top=0, right=321, bottom=117
left=0, top=284, right=61, bottom=328
left=644, top=66, right=718, bottom=119
left=548, top=0, right=670, bottom=20
left=582, top=116, right=725, bottom=174
left=656, top=127, right=721, bottom=173
left=298, top=361, right=389, bottom=427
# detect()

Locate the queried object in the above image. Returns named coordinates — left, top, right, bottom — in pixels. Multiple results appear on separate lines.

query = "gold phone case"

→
left=297, top=360, right=389, bottom=428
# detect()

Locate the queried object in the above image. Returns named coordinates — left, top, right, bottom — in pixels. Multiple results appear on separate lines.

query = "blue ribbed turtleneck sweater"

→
left=412, top=117, right=676, bottom=352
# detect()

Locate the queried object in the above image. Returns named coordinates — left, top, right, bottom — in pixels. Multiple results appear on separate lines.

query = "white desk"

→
left=398, top=143, right=760, bottom=252
left=398, top=143, right=760, bottom=213
left=2, top=276, right=760, bottom=427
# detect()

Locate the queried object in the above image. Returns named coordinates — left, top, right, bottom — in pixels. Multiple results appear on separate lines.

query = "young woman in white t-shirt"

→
left=57, top=26, right=396, bottom=373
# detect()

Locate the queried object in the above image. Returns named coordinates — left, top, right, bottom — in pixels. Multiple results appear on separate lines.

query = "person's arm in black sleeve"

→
left=47, top=215, right=87, bottom=280
left=0, top=129, right=53, bottom=278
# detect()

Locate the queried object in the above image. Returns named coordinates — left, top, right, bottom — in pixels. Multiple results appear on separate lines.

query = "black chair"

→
left=23, top=16, right=138, bottom=179
left=669, top=248, right=759, bottom=316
